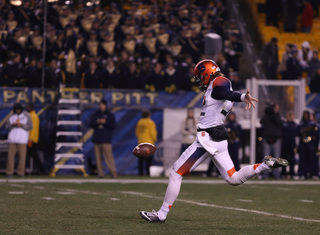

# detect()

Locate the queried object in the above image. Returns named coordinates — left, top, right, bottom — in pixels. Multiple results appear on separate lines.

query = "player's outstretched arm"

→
left=244, top=88, right=258, bottom=109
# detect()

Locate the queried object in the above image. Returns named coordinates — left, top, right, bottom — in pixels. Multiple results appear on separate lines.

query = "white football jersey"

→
left=197, top=77, right=233, bottom=129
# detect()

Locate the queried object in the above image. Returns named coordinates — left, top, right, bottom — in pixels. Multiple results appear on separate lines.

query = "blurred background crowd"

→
left=0, top=0, right=245, bottom=92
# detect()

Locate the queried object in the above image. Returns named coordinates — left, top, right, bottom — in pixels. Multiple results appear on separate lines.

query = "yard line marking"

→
left=300, top=200, right=314, bottom=203
left=237, top=199, right=253, bottom=202
left=41, top=197, right=55, bottom=200
left=55, top=191, right=76, bottom=195
left=64, top=189, right=107, bottom=196
left=1, top=178, right=320, bottom=185
left=121, top=191, right=320, bottom=223
left=8, top=191, right=25, bottom=195
left=110, top=198, right=120, bottom=201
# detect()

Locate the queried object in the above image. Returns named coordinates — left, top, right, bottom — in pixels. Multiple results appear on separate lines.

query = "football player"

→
left=139, top=59, right=289, bottom=222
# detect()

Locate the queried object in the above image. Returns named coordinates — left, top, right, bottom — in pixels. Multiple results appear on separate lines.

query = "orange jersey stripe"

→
left=227, top=167, right=236, bottom=177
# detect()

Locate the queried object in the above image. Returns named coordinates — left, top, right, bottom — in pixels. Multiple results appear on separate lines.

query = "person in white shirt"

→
left=5, top=102, right=32, bottom=177
left=140, top=59, right=289, bottom=222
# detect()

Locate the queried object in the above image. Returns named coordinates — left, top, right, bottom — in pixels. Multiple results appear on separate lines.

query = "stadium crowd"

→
left=0, top=0, right=244, bottom=92
left=261, top=37, right=320, bottom=92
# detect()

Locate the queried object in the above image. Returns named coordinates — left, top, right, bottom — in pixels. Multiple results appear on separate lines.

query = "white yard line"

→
left=41, top=197, right=55, bottom=200
left=300, top=200, right=314, bottom=203
left=9, top=184, right=25, bottom=188
left=121, top=191, right=320, bottom=223
left=237, top=199, right=253, bottom=202
left=1, top=178, right=320, bottom=185
left=8, top=191, right=25, bottom=194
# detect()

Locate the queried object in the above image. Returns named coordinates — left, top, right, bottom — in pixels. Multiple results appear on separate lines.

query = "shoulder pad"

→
left=212, top=76, right=230, bottom=89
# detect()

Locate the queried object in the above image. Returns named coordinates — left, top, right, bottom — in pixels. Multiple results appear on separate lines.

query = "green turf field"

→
left=0, top=177, right=319, bottom=235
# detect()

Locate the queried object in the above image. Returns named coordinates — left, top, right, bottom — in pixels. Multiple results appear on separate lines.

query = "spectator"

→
left=120, top=33, right=137, bottom=57
left=0, top=20, right=8, bottom=63
left=283, top=0, right=300, bottom=32
left=15, top=0, right=33, bottom=25
left=7, top=28, right=26, bottom=62
left=296, top=110, right=318, bottom=179
left=286, top=48, right=302, bottom=80
left=5, top=102, right=32, bottom=177
left=308, top=50, right=320, bottom=81
left=310, top=112, right=320, bottom=179
left=180, top=56, right=196, bottom=91
left=84, top=61, right=101, bottom=88
left=309, top=67, right=320, bottom=92
left=141, top=28, right=159, bottom=59
left=180, top=108, right=197, bottom=154
left=26, top=103, right=46, bottom=175
left=281, top=111, right=297, bottom=179
left=301, top=0, right=313, bottom=33
left=45, top=59, right=64, bottom=89
left=216, top=52, right=231, bottom=78
left=64, top=24, right=77, bottom=87
left=27, top=59, right=43, bottom=88
left=186, top=26, right=203, bottom=62
left=98, top=31, right=117, bottom=60
left=279, top=43, right=293, bottom=80
left=6, top=11, right=18, bottom=32
left=120, top=62, right=142, bottom=89
left=261, top=37, right=279, bottom=80
left=135, top=109, right=157, bottom=176
left=298, top=41, right=313, bottom=70
left=101, top=58, right=121, bottom=88
left=90, top=99, right=117, bottom=178
left=2, top=53, right=25, bottom=87
left=85, top=30, right=99, bottom=58
left=26, top=25, right=43, bottom=59
left=260, top=103, right=283, bottom=179
left=25, top=57, right=37, bottom=86
left=169, top=38, right=182, bottom=61
left=224, top=32, right=243, bottom=72
left=164, top=63, right=180, bottom=92
left=229, top=72, right=245, bottom=90
left=225, top=112, right=242, bottom=171
left=145, top=62, right=164, bottom=91
left=265, top=0, right=282, bottom=27
left=213, top=0, right=228, bottom=24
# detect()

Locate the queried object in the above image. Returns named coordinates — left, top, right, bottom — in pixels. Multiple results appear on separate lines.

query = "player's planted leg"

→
left=139, top=170, right=182, bottom=222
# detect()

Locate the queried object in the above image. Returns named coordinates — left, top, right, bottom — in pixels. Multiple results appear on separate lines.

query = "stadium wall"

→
left=0, top=88, right=319, bottom=175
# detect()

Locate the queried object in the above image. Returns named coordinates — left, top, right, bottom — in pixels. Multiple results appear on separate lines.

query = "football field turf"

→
left=0, top=177, right=319, bottom=235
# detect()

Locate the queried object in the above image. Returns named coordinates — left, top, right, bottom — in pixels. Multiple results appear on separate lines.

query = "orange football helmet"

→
left=193, top=59, right=220, bottom=90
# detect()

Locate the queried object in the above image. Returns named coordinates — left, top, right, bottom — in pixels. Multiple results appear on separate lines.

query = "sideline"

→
left=122, top=191, right=320, bottom=223
left=1, top=178, right=320, bottom=185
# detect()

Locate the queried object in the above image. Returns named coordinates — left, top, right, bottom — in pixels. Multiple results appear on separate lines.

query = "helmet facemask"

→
left=194, top=73, right=214, bottom=91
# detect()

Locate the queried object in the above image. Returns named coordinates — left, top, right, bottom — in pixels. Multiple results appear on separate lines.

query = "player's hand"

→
left=244, top=88, right=258, bottom=109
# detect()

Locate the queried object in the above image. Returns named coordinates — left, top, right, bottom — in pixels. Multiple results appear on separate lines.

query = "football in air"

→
left=132, top=143, right=157, bottom=158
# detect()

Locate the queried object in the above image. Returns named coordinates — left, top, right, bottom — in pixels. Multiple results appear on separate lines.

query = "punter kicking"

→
left=140, top=59, right=288, bottom=222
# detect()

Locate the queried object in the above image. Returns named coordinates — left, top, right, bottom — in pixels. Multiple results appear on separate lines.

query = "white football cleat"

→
left=139, top=210, right=165, bottom=223
left=264, top=155, right=288, bottom=169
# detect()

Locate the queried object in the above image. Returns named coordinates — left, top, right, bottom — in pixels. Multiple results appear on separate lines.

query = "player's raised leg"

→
left=212, top=143, right=288, bottom=185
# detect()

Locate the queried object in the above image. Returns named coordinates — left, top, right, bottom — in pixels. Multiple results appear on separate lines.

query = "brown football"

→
left=132, top=143, right=157, bottom=158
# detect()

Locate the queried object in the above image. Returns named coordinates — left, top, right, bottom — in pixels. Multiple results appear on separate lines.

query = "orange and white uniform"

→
left=172, top=76, right=257, bottom=185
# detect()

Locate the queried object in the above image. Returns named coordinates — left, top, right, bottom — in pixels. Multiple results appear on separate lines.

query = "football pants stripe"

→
left=176, top=148, right=207, bottom=176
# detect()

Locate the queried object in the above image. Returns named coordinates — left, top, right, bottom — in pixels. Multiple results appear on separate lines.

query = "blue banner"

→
left=0, top=88, right=202, bottom=175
